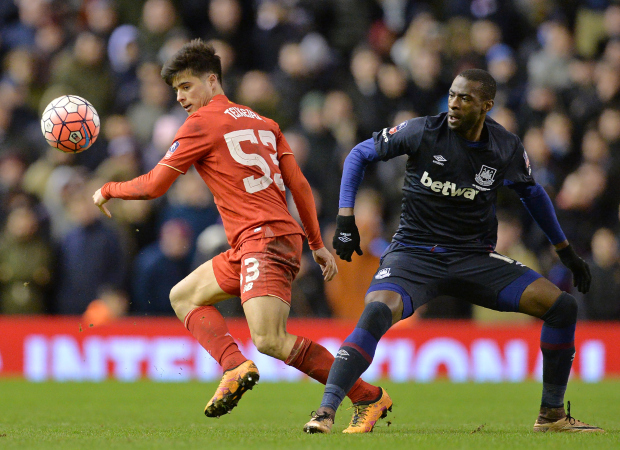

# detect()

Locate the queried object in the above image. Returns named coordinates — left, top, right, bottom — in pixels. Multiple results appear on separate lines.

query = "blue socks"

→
left=320, top=302, right=393, bottom=412
left=539, top=292, right=577, bottom=408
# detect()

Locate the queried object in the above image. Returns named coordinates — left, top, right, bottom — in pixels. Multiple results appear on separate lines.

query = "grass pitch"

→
left=1, top=379, right=618, bottom=449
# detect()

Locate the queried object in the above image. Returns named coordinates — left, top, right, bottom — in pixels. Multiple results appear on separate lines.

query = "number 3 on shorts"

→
left=244, top=257, right=260, bottom=283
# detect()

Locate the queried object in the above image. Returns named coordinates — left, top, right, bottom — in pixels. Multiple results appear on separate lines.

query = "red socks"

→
left=184, top=306, right=247, bottom=372
left=285, top=336, right=380, bottom=404
left=185, top=309, right=381, bottom=403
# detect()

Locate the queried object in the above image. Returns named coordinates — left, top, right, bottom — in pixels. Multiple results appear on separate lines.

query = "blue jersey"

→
left=372, top=112, right=534, bottom=251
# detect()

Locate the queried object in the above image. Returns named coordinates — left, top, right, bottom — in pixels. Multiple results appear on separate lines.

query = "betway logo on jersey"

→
left=224, top=107, right=264, bottom=121
left=420, top=171, right=479, bottom=200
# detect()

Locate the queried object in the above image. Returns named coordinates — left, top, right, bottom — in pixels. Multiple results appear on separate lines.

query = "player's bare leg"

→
left=304, top=290, right=400, bottom=433
left=243, top=296, right=384, bottom=432
left=519, top=278, right=603, bottom=432
left=170, top=260, right=257, bottom=418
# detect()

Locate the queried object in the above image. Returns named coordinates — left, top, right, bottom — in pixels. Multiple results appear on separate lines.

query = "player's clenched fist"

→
left=332, top=215, right=363, bottom=262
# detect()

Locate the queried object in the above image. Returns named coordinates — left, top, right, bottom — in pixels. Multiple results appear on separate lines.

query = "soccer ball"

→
left=41, top=95, right=100, bottom=153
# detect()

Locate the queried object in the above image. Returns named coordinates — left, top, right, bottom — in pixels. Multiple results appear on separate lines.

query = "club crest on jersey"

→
left=165, top=141, right=179, bottom=159
left=375, top=268, right=391, bottom=279
left=389, top=121, right=408, bottom=135
left=474, top=165, right=497, bottom=187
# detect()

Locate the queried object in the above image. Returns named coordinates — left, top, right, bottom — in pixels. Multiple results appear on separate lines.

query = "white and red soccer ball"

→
left=41, top=95, right=100, bottom=153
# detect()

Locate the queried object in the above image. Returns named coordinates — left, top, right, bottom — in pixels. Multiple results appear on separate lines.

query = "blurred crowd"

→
left=1, top=0, right=619, bottom=322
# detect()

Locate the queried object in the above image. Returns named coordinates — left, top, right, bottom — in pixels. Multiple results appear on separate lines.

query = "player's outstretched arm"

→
left=312, top=247, right=338, bottom=282
left=93, top=164, right=181, bottom=217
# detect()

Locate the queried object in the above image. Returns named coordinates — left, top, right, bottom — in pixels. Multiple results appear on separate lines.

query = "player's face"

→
left=173, top=72, right=217, bottom=115
left=447, top=76, right=493, bottom=139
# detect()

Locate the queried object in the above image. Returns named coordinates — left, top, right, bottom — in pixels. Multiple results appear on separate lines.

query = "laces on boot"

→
left=347, top=404, right=369, bottom=426
left=310, top=410, right=334, bottom=422
left=566, top=401, right=575, bottom=425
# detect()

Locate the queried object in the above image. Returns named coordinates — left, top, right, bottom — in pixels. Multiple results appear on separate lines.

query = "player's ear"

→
left=209, top=73, right=218, bottom=86
left=483, top=99, right=494, bottom=113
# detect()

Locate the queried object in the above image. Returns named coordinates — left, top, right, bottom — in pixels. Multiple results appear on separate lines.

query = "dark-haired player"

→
left=304, top=69, right=603, bottom=434
left=93, top=39, right=385, bottom=426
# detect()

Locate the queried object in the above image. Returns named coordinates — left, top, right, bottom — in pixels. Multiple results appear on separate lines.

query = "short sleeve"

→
left=158, top=114, right=208, bottom=174
left=504, top=139, right=535, bottom=185
left=372, top=117, right=426, bottom=161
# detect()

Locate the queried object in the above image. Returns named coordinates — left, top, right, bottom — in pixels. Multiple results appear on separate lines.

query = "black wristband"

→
left=556, top=245, right=575, bottom=259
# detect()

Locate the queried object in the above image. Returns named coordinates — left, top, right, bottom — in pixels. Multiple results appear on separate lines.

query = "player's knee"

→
left=541, top=292, right=578, bottom=328
left=251, top=333, right=284, bottom=358
left=169, top=281, right=189, bottom=312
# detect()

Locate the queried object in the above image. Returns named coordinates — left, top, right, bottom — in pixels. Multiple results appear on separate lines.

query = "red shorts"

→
left=212, top=233, right=303, bottom=305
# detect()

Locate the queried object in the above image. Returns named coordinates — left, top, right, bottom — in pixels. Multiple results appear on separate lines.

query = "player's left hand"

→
left=556, top=245, right=591, bottom=293
left=93, top=188, right=112, bottom=218
left=312, top=246, right=338, bottom=282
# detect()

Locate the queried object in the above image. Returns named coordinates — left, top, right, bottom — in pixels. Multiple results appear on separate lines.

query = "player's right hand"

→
left=93, top=188, right=112, bottom=218
left=332, top=215, right=363, bottom=262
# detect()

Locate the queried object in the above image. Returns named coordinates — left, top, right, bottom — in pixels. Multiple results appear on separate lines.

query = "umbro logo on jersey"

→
left=433, top=155, right=447, bottom=166
left=420, top=171, right=479, bottom=200
left=338, top=233, right=352, bottom=243
left=375, top=268, right=391, bottom=279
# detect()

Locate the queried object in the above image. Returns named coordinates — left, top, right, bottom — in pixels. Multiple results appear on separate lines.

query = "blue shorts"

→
left=367, top=242, right=542, bottom=319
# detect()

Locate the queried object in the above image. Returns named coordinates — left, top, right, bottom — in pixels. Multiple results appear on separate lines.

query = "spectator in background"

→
left=0, top=203, right=53, bottom=314
left=138, top=0, right=187, bottom=63
left=158, top=167, right=219, bottom=255
left=95, top=115, right=140, bottom=183
left=132, top=219, right=192, bottom=315
left=82, top=286, right=129, bottom=326
left=486, top=43, right=524, bottom=111
left=55, top=187, right=126, bottom=314
left=203, top=0, right=254, bottom=71
left=528, top=21, right=575, bottom=90
left=107, top=24, right=141, bottom=113
left=83, top=0, right=118, bottom=38
left=126, top=62, right=174, bottom=147
left=50, top=31, right=114, bottom=119
left=235, top=70, right=287, bottom=128
left=345, top=45, right=382, bottom=139
left=581, top=227, right=620, bottom=320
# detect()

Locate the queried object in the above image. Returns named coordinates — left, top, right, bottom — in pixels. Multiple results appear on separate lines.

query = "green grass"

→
left=0, top=379, right=618, bottom=449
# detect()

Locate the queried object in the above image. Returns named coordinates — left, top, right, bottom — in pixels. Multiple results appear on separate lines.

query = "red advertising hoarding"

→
left=0, top=317, right=618, bottom=382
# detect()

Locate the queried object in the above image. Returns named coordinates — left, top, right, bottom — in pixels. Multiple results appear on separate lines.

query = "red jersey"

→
left=155, top=95, right=305, bottom=249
